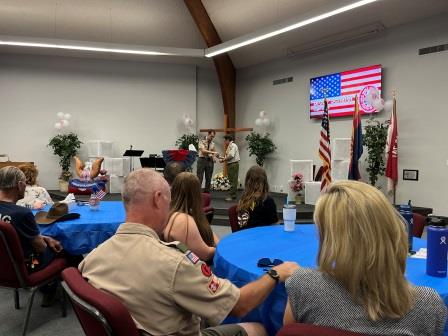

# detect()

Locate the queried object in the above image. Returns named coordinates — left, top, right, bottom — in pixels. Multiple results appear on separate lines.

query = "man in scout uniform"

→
left=197, top=130, right=217, bottom=193
left=79, top=168, right=298, bottom=336
left=220, top=135, right=240, bottom=201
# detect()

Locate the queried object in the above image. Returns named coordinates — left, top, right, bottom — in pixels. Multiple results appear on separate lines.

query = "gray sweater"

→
left=286, top=267, right=447, bottom=336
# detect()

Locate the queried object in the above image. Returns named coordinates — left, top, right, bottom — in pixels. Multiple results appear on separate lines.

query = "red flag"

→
left=385, top=97, right=398, bottom=193
left=319, top=99, right=332, bottom=192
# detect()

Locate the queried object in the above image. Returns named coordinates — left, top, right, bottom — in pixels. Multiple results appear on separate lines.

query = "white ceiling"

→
left=0, top=0, right=447, bottom=68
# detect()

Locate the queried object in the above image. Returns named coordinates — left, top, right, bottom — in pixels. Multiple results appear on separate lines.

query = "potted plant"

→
left=175, top=134, right=199, bottom=150
left=362, top=117, right=389, bottom=186
left=48, top=132, right=82, bottom=191
left=245, top=132, right=277, bottom=166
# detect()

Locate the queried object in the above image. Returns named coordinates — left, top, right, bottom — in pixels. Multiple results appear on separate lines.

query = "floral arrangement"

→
left=289, top=172, right=304, bottom=193
left=211, top=172, right=231, bottom=191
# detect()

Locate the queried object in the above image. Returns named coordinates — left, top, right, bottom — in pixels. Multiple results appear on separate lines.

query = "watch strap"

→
left=266, top=269, right=279, bottom=283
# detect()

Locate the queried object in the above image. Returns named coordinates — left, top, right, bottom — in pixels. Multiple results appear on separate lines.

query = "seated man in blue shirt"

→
left=0, top=166, right=64, bottom=305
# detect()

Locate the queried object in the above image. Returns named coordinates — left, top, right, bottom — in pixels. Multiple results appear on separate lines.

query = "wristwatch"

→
left=266, top=269, right=280, bottom=283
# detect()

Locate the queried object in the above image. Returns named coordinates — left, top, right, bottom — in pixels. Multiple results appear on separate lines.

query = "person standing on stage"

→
left=196, top=130, right=217, bottom=193
left=220, top=135, right=240, bottom=202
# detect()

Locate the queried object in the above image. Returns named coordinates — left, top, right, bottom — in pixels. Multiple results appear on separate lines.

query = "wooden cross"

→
left=200, top=114, right=253, bottom=175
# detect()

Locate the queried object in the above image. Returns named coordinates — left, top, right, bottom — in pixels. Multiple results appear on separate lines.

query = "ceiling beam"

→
left=184, top=0, right=236, bottom=132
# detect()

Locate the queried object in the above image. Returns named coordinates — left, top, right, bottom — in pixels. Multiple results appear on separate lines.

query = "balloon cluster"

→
left=255, top=111, right=271, bottom=127
left=54, top=112, right=72, bottom=130
left=366, top=87, right=393, bottom=113
left=182, top=113, right=195, bottom=133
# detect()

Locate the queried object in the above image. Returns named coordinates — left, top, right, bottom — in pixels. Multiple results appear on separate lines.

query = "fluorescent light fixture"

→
left=0, top=36, right=205, bottom=58
left=205, top=0, right=379, bottom=57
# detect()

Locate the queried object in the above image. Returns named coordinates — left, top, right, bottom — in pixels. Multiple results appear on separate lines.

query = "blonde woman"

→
left=237, top=166, right=278, bottom=230
left=163, top=172, right=218, bottom=262
left=16, top=163, right=53, bottom=210
left=284, top=180, right=447, bottom=335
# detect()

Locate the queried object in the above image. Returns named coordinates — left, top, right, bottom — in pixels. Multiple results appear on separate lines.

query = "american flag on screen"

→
left=310, top=64, right=382, bottom=118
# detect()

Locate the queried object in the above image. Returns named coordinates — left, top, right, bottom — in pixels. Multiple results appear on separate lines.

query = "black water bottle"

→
left=399, top=200, right=413, bottom=253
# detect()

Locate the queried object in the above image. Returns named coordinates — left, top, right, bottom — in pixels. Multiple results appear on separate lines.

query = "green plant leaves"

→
left=48, top=132, right=82, bottom=175
left=362, top=118, right=389, bottom=186
left=245, top=132, right=277, bottom=166
left=175, top=134, right=199, bottom=150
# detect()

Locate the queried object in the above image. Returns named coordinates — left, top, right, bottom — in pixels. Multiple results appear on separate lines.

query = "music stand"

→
left=123, top=148, right=144, bottom=172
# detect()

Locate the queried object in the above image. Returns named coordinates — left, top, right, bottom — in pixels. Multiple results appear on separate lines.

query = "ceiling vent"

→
left=419, top=44, right=448, bottom=55
left=286, top=22, right=386, bottom=58
left=273, top=77, right=293, bottom=85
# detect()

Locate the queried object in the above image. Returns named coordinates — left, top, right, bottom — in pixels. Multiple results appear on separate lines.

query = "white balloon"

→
left=255, top=118, right=263, bottom=126
left=64, top=113, right=71, bottom=120
left=182, top=113, right=189, bottom=121
left=372, top=98, right=384, bottom=111
left=384, top=100, right=394, bottom=113
left=259, top=110, right=267, bottom=118
left=57, top=112, right=65, bottom=119
left=54, top=122, right=62, bottom=129
left=367, top=88, right=379, bottom=104
left=262, top=118, right=270, bottom=126
left=61, top=119, right=69, bottom=127
left=188, top=118, right=194, bottom=126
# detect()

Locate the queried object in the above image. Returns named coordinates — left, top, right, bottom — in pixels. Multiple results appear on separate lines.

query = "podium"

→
left=123, top=149, right=144, bottom=172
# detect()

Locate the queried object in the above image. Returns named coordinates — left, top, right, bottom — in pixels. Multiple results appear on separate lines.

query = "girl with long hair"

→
left=16, top=163, right=53, bottom=209
left=163, top=172, right=218, bottom=262
left=283, top=180, right=446, bottom=335
left=237, top=165, right=278, bottom=230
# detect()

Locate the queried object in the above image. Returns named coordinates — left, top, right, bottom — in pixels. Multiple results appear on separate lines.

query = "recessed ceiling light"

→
left=0, top=36, right=205, bottom=58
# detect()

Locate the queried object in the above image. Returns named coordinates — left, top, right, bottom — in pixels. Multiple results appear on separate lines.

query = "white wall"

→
left=235, top=13, right=448, bottom=215
left=0, top=54, right=197, bottom=188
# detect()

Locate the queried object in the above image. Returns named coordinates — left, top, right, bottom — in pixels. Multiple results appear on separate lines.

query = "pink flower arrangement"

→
left=289, top=172, right=304, bottom=193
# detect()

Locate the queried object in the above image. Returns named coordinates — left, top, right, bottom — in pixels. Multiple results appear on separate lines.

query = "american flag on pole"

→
left=92, top=184, right=107, bottom=200
left=310, top=64, right=382, bottom=118
left=94, top=189, right=107, bottom=200
left=319, top=99, right=332, bottom=192
left=385, top=97, right=398, bottom=194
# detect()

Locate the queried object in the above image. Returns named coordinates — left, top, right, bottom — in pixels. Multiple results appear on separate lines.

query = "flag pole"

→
left=392, top=90, right=397, bottom=205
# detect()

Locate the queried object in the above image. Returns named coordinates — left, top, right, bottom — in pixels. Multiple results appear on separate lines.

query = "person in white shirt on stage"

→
left=220, top=135, right=240, bottom=201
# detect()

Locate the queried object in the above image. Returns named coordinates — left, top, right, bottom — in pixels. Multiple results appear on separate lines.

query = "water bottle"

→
left=283, top=204, right=296, bottom=232
left=399, top=201, right=413, bottom=253
left=426, top=216, right=448, bottom=278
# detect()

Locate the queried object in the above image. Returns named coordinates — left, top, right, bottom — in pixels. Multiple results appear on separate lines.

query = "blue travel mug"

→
left=426, top=218, right=448, bottom=278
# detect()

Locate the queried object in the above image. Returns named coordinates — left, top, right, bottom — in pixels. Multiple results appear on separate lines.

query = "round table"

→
left=36, top=201, right=125, bottom=255
left=214, top=224, right=448, bottom=336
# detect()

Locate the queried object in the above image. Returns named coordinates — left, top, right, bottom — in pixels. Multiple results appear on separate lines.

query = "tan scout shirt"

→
left=198, top=138, right=216, bottom=159
left=78, top=222, right=239, bottom=336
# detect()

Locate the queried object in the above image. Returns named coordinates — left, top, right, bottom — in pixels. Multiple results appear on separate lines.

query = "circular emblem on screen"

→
left=359, top=86, right=377, bottom=113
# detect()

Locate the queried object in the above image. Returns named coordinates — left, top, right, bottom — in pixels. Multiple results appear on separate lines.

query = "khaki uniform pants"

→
left=227, top=162, right=239, bottom=199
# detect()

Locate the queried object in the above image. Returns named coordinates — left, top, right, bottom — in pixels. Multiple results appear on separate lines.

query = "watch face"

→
left=268, top=269, right=280, bottom=281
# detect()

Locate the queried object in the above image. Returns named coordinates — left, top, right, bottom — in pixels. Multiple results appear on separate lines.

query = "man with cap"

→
left=79, top=168, right=299, bottom=336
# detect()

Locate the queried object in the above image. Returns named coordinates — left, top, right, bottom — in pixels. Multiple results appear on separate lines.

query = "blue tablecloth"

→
left=214, top=224, right=448, bottom=336
left=35, top=201, right=125, bottom=255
